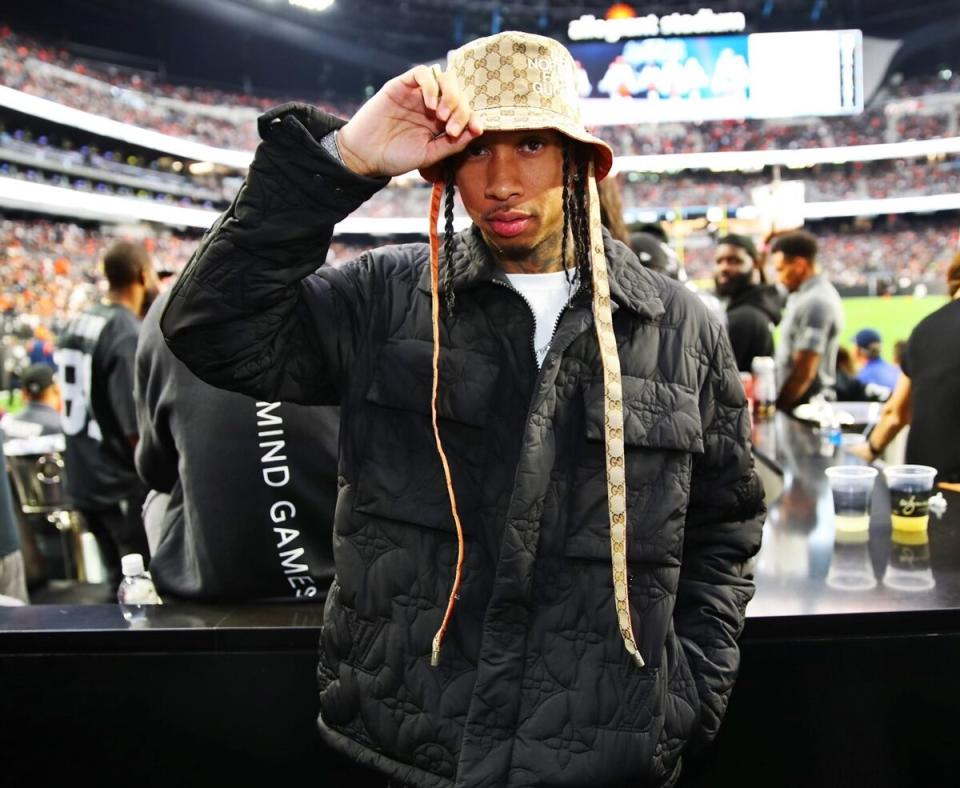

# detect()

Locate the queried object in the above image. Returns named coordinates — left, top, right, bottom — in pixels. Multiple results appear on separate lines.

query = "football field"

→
left=840, top=295, right=947, bottom=358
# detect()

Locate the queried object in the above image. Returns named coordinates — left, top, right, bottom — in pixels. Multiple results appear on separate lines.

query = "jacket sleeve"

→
left=160, top=103, right=390, bottom=405
left=134, top=298, right=178, bottom=493
left=675, top=318, right=765, bottom=753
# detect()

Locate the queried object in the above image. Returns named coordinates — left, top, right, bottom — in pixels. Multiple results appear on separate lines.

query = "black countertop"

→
left=749, top=413, right=960, bottom=623
left=3, top=412, right=959, bottom=645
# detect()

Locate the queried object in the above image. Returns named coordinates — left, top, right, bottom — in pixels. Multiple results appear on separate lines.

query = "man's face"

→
left=453, top=129, right=566, bottom=272
left=772, top=251, right=810, bottom=293
left=714, top=243, right=755, bottom=297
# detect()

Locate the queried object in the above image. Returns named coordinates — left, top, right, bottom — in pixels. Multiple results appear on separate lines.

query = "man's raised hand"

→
left=336, top=65, right=483, bottom=179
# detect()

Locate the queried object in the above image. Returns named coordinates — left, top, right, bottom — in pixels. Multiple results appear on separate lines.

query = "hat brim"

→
left=419, top=107, right=613, bottom=184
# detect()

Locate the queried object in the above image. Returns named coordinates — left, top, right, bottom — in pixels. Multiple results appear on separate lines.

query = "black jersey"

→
left=56, top=301, right=143, bottom=509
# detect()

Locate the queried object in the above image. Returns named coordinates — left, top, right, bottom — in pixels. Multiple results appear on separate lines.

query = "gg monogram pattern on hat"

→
left=419, top=31, right=613, bottom=183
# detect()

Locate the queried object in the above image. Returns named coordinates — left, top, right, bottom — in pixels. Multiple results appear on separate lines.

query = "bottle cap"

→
left=121, top=553, right=145, bottom=577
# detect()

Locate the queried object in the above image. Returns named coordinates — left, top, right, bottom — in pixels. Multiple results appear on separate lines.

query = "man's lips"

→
left=487, top=211, right=532, bottom=238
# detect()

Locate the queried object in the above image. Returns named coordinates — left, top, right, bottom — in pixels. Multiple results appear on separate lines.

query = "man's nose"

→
left=484, top=151, right=522, bottom=202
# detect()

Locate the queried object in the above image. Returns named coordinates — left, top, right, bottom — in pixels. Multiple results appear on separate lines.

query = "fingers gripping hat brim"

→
left=418, top=31, right=614, bottom=183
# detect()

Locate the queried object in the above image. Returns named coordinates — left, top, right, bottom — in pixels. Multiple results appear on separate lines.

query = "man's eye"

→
left=522, top=138, right=546, bottom=152
left=465, top=144, right=487, bottom=157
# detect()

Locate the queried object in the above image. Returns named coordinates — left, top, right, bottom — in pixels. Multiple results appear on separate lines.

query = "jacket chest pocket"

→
left=565, top=375, right=703, bottom=564
left=352, top=338, right=499, bottom=532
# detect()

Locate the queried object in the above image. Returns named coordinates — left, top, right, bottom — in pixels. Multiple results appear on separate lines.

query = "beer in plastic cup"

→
left=884, top=465, right=938, bottom=533
left=825, top=466, right=878, bottom=534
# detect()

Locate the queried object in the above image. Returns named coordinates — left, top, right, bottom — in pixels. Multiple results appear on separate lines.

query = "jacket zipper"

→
left=492, top=277, right=578, bottom=369
left=491, top=279, right=540, bottom=368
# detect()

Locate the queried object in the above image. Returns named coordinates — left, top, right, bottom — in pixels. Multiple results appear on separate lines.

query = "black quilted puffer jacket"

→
left=162, top=104, right=765, bottom=788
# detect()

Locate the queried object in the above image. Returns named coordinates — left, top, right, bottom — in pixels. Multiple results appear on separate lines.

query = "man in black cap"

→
left=714, top=233, right=783, bottom=373
left=0, top=364, right=63, bottom=440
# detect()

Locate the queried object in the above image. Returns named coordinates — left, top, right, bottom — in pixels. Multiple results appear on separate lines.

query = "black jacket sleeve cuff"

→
left=255, top=102, right=391, bottom=208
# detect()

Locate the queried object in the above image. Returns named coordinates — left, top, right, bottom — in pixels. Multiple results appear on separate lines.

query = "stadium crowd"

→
left=681, top=218, right=959, bottom=286
left=2, top=213, right=956, bottom=344
left=1, top=23, right=958, bottom=390
left=0, top=27, right=357, bottom=152
left=6, top=121, right=960, bottom=216
left=0, top=217, right=199, bottom=336
left=2, top=26, right=958, bottom=156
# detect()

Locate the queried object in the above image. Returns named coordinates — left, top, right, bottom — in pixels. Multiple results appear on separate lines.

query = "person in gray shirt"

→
left=772, top=230, right=844, bottom=408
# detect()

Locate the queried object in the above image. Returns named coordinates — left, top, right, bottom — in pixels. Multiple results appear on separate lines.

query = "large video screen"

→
left=571, top=29, right=862, bottom=125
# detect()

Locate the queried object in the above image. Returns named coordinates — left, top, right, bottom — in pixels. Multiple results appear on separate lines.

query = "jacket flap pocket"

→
left=366, top=338, right=499, bottom=427
left=354, top=339, right=498, bottom=531
left=584, top=376, right=703, bottom=453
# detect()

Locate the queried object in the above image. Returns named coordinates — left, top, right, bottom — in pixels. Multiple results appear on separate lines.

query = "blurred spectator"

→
left=134, top=292, right=338, bottom=602
left=596, top=175, right=631, bottom=245
left=628, top=222, right=682, bottom=279
left=26, top=326, right=56, bottom=368
left=835, top=346, right=868, bottom=401
left=854, top=254, right=960, bottom=483
left=56, top=240, right=158, bottom=584
left=0, top=425, right=28, bottom=604
left=630, top=231, right=681, bottom=279
left=892, top=339, right=907, bottom=366
left=0, top=364, right=62, bottom=439
left=773, top=230, right=844, bottom=408
left=713, top=233, right=783, bottom=372
left=853, top=328, right=900, bottom=397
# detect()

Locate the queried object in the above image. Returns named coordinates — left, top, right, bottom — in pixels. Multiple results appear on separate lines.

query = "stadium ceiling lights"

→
left=288, top=0, right=335, bottom=11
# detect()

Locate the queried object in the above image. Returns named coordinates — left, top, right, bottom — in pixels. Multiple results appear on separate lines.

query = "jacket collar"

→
left=417, top=225, right=665, bottom=321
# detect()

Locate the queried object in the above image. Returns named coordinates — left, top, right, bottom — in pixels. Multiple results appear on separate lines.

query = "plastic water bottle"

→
left=117, top=553, right=162, bottom=625
left=751, top=356, right=777, bottom=421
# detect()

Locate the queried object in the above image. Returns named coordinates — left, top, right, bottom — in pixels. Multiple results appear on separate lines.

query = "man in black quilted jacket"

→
left=162, top=31, right=764, bottom=788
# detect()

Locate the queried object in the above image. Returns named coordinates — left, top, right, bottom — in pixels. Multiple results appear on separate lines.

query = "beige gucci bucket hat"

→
left=419, top=31, right=614, bottom=182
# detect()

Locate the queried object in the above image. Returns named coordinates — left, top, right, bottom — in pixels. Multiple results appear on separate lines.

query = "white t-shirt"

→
left=504, top=270, right=574, bottom=367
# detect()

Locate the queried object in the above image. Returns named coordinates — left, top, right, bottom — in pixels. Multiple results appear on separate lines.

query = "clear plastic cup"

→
left=884, top=465, right=938, bottom=533
left=825, top=466, right=878, bottom=534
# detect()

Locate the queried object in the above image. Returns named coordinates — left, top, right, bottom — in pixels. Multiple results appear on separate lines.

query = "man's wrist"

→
left=866, top=436, right=882, bottom=460
left=334, top=125, right=377, bottom=177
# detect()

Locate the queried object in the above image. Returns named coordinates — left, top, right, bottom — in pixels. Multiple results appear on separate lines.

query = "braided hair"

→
left=564, top=140, right=593, bottom=298
left=442, top=163, right=457, bottom=313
